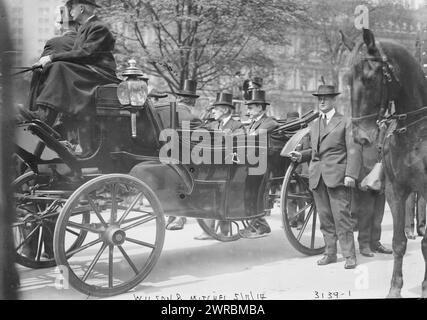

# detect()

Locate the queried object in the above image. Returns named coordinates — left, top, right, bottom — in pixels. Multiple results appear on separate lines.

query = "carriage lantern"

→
left=117, top=59, right=149, bottom=138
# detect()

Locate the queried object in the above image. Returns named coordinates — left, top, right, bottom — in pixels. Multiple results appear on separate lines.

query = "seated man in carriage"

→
left=31, top=0, right=119, bottom=156
left=240, top=90, right=278, bottom=237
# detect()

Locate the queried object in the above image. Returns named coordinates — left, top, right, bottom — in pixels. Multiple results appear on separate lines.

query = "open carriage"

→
left=12, top=63, right=324, bottom=297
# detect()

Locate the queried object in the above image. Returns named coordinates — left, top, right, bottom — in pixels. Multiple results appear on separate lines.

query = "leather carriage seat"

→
left=95, top=84, right=121, bottom=109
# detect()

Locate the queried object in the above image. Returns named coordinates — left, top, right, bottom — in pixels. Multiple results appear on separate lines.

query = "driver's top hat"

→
left=66, top=0, right=101, bottom=8
left=245, top=90, right=270, bottom=105
left=312, top=85, right=340, bottom=97
left=249, top=77, right=263, bottom=89
left=212, top=92, right=234, bottom=108
left=177, top=79, right=199, bottom=98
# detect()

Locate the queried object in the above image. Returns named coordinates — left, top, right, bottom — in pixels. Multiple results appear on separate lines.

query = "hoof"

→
left=387, top=290, right=402, bottom=299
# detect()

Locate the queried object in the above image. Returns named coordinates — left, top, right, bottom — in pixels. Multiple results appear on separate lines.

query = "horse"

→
left=341, top=28, right=427, bottom=298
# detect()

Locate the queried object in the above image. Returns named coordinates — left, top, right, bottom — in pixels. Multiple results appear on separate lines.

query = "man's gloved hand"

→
left=289, top=151, right=302, bottom=163
left=33, top=55, right=52, bottom=69
left=344, top=176, right=356, bottom=188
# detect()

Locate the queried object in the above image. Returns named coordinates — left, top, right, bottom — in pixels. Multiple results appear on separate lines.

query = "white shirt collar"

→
left=320, top=108, right=335, bottom=124
left=254, top=112, right=265, bottom=123
left=221, top=114, right=232, bottom=127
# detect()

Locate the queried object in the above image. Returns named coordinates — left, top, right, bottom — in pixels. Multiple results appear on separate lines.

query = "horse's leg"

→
left=422, top=230, right=427, bottom=297
left=385, top=180, right=409, bottom=298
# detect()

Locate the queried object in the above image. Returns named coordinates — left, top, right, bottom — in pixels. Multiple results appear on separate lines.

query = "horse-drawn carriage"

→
left=12, top=61, right=324, bottom=297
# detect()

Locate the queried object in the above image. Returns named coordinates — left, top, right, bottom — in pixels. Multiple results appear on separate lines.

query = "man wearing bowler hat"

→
left=289, top=84, right=359, bottom=269
left=32, top=0, right=119, bottom=154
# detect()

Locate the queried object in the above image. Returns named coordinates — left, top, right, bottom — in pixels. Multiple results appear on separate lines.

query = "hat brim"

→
left=312, top=92, right=340, bottom=97
left=245, top=100, right=270, bottom=105
left=66, top=0, right=101, bottom=8
left=176, top=91, right=199, bottom=98
left=149, top=94, right=168, bottom=99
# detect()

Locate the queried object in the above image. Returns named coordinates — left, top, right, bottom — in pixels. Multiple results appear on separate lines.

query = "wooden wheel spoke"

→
left=287, top=193, right=312, bottom=201
left=82, top=243, right=107, bottom=282
left=66, top=238, right=104, bottom=258
left=121, top=214, right=152, bottom=226
left=15, top=224, right=41, bottom=251
left=66, top=228, right=80, bottom=237
left=297, top=205, right=314, bottom=241
left=118, top=246, right=139, bottom=275
left=122, top=215, right=157, bottom=231
left=118, top=192, right=144, bottom=225
left=87, top=197, right=108, bottom=227
left=125, top=237, right=155, bottom=249
left=110, top=183, right=118, bottom=223
left=288, top=203, right=311, bottom=221
left=108, top=245, right=114, bottom=288
left=36, top=226, right=43, bottom=262
left=310, top=207, right=317, bottom=249
left=67, top=221, right=103, bottom=234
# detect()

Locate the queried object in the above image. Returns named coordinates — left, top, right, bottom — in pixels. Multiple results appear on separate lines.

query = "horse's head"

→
left=342, top=29, right=387, bottom=146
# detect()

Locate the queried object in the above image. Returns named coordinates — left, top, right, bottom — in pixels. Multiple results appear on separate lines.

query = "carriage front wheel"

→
left=53, top=174, right=165, bottom=297
left=281, top=161, right=325, bottom=256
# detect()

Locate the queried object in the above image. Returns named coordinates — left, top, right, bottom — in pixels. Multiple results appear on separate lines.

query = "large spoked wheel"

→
left=12, top=172, right=89, bottom=269
left=281, top=161, right=325, bottom=256
left=53, top=174, right=165, bottom=297
left=197, top=219, right=244, bottom=242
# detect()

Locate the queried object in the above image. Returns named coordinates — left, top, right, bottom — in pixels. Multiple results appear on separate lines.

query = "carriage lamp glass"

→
left=117, top=78, right=148, bottom=107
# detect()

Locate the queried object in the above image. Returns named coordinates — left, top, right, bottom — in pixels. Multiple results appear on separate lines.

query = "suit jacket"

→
left=41, top=31, right=77, bottom=58
left=205, top=118, right=244, bottom=133
left=51, top=16, right=116, bottom=73
left=246, top=114, right=278, bottom=134
left=305, top=111, right=359, bottom=190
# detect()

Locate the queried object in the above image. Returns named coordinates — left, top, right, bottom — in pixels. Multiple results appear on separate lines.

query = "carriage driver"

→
left=32, top=0, right=119, bottom=156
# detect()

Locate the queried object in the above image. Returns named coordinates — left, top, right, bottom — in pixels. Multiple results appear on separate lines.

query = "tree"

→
left=98, top=0, right=309, bottom=92
left=302, top=0, right=416, bottom=88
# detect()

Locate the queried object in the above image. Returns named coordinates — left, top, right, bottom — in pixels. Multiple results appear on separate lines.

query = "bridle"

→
left=351, top=41, right=427, bottom=141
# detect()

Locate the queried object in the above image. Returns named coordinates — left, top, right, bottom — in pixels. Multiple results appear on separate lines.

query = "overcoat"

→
left=245, top=113, right=278, bottom=134
left=36, top=16, right=119, bottom=116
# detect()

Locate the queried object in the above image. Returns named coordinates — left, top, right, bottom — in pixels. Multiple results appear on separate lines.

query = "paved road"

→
left=16, top=204, right=426, bottom=300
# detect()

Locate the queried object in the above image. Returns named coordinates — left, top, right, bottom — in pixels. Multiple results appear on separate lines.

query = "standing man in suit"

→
left=351, top=142, right=392, bottom=256
left=290, top=84, right=359, bottom=269
left=405, top=192, right=426, bottom=239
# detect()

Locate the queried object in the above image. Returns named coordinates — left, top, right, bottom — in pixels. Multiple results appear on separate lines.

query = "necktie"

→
left=321, top=114, right=327, bottom=131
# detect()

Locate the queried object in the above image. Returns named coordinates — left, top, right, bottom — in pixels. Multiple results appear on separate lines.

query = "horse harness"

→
left=351, top=41, right=427, bottom=153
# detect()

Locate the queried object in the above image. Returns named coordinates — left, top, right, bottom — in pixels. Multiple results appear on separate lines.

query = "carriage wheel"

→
left=53, top=174, right=165, bottom=297
left=197, top=219, right=243, bottom=242
left=12, top=172, right=89, bottom=269
left=281, top=162, right=325, bottom=256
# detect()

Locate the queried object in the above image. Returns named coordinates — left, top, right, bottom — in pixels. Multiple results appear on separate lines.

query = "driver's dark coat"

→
left=36, top=16, right=119, bottom=116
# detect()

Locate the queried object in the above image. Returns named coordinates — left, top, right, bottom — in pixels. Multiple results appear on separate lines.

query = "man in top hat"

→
left=243, top=76, right=263, bottom=100
left=27, top=4, right=79, bottom=112
left=176, top=79, right=203, bottom=126
left=289, top=84, right=359, bottom=269
left=205, top=92, right=244, bottom=133
left=32, top=0, right=118, bottom=131
left=165, top=80, right=202, bottom=231
left=193, top=92, right=244, bottom=240
left=245, top=90, right=277, bottom=135
left=238, top=90, right=277, bottom=237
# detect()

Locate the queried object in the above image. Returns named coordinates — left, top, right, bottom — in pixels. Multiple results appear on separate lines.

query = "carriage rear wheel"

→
left=197, top=219, right=244, bottom=242
left=53, top=174, right=165, bottom=297
left=12, top=172, right=89, bottom=269
left=281, top=161, right=325, bottom=256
